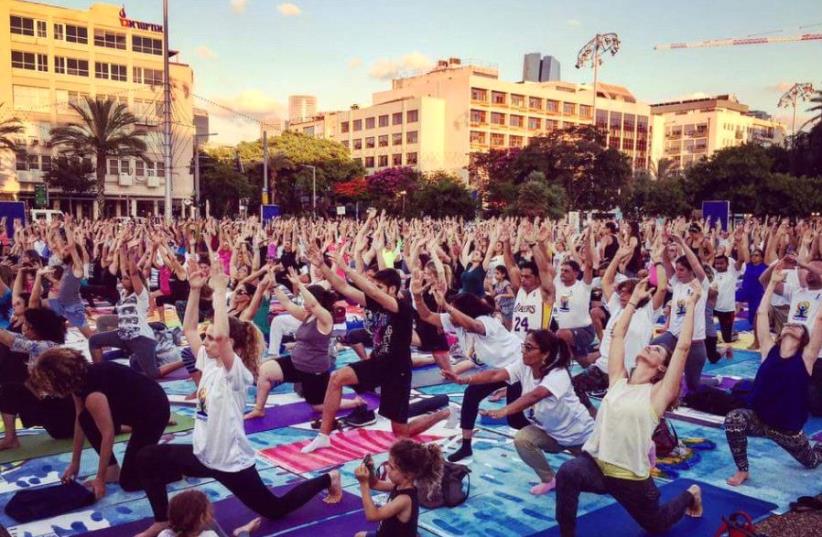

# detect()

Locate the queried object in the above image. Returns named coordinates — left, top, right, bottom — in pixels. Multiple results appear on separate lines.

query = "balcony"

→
left=470, top=121, right=488, bottom=128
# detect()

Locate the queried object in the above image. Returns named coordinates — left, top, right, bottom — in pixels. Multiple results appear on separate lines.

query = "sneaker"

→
left=342, top=405, right=376, bottom=428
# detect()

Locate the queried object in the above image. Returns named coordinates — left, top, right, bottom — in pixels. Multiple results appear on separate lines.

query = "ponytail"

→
left=227, top=316, right=263, bottom=378
left=527, top=329, right=572, bottom=379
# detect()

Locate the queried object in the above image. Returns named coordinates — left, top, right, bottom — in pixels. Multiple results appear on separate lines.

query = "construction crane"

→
left=655, top=32, right=822, bottom=50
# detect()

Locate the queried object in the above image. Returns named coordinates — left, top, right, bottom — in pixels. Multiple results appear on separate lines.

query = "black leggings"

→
left=0, top=383, right=74, bottom=438
left=80, top=284, right=120, bottom=308
left=80, top=402, right=169, bottom=492
left=138, top=443, right=331, bottom=522
left=715, top=310, right=735, bottom=343
left=460, top=380, right=529, bottom=431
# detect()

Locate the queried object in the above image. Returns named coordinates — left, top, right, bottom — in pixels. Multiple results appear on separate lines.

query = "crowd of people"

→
left=0, top=209, right=820, bottom=536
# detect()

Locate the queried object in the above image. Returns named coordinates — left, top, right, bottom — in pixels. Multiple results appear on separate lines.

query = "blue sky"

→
left=59, top=0, right=822, bottom=143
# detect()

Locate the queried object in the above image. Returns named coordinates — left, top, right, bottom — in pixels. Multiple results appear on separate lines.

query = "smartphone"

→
left=363, top=454, right=375, bottom=479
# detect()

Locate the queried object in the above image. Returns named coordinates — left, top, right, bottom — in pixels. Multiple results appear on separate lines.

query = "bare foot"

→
left=185, top=391, right=197, bottom=401
left=324, top=470, right=342, bottom=504
left=746, top=343, right=759, bottom=351
left=134, top=521, right=169, bottom=537
left=686, top=484, right=703, bottom=517
left=234, top=517, right=262, bottom=536
left=103, top=464, right=121, bottom=484
left=0, top=436, right=21, bottom=451
left=244, top=407, right=266, bottom=420
left=724, top=346, right=734, bottom=360
left=168, top=417, right=177, bottom=426
left=726, top=470, right=748, bottom=486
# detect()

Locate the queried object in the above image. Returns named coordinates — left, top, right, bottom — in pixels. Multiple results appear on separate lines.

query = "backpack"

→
left=418, top=461, right=471, bottom=509
left=652, top=417, right=679, bottom=458
left=714, top=511, right=768, bottom=537
left=5, top=481, right=95, bottom=523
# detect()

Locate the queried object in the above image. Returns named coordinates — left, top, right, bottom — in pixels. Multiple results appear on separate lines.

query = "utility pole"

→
left=262, top=130, right=269, bottom=204
left=576, top=33, right=621, bottom=125
left=162, top=0, right=172, bottom=221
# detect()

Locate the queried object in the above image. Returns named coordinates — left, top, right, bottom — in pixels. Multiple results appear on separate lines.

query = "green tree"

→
left=410, top=172, right=476, bottom=219
left=0, top=103, right=23, bottom=151
left=755, top=173, right=822, bottom=216
left=620, top=172, right=689, bottom=218
left=43, top=156, right=96, bottom=195
left=801, top=90, right=822, bottom=130
left=682, top=144, right=772, bottom=213
left=200, top=160, right=256, bottom=217
left=510, top=173, right=567, bottom=219
left=48, top=97, right=147, bottom=214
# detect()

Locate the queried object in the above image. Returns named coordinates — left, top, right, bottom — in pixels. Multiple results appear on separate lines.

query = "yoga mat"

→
left=0, top=414, right=194, bottom=464
left=271, top=510, right=377, bottom=537
left=158, top=365, right=190, bottom=382
left=532, top=479, right=777, bottom=537
left=243, top=392, right=380, bottom=434
left=812, top=430, right=822, bottom=442
left=408, top=394, right=450, bottom=417
left=260, top=428, right=441, bottom=474
left=411, top=365, right=470, bottom=388
left=666, top=407, right=725, bottom=428
left=699, top=375, right=741, bottom=390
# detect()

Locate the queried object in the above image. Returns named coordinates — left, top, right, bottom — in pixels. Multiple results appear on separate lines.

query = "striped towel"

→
left=260, top=429, right=440, bottom=474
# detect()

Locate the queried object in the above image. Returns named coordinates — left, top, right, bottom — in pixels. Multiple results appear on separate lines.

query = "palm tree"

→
left=800, top=90, right=822, bottom=130
left=49, top=97, right=147, bottom=214
left=650, top=157, right=679, bottom=180
left=0, top=103, right=23, bottom=151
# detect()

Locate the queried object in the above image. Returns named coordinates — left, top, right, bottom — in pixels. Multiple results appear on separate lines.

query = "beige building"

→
left=0, top=0, right=196, bottom=217
left=289, top=58, right=654, bottom=182
left=650, top=94, right=786, bottom=169
left=288, top=94, right=316, bottom=123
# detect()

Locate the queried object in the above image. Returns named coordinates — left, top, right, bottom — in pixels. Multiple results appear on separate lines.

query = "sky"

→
left=58, top=0, right=822, bottom=144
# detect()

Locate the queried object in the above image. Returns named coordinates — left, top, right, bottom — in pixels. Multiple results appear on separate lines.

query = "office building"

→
left=288, top=94, right=316, bottom=123
left=0, top=0, right=196, bottom=217
left=522, top=53, right=560, bottom=82
left=539, top=55, right=560, bottom=82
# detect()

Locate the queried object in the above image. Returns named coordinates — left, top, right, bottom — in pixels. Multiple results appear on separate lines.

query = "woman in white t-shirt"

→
left=413, top=277, right=527, bottom=463
left=135, top=259, right=342, bottom=537
left=454, top=330, right=594, bottom=495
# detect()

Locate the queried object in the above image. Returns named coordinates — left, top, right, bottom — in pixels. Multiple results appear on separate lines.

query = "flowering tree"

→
left=333, top=176, right=368, bottom=201
left=366, top=167, right=420, bottom=213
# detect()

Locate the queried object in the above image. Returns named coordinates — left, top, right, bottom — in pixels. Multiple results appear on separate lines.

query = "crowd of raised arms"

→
left=0, top=209, right=821, bottom=537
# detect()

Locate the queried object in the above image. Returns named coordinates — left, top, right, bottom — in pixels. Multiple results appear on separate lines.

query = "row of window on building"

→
left=15, top=153, right=165, bottom=177
left=11, top=15, right=163, bottom=54
left=341, top=131, right=419, bottom=150
left=340, top=110, right=418, bottom=133
left=470, top=88, right=592, bottom=118
left=12, top=85, right=164, bottom=122
left=11, top=50, right=164, bottom=84
left=665, top=123, right=710, bottom=139
left=470, top=109, right=564, bottom=130
left=353, top=152, right=418, bottom=169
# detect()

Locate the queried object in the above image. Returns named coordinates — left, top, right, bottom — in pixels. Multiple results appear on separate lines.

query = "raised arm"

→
left=672, top=234, right=706, bottom=282
left=608, top=281, right=652, bottom=386
left=803, top=299, right=822, bottom=371
left=756, top=270, right=783, bottom=359
left=582, top=227, right=595, bottom=285
left=182, top=259, right=206, bottom=358
left=308, top=245, right=366, bottom=306
left=503, top=233, right=522, bottom=294
left=293, top=271, right=333, bottom=335
left=208, top=258, right=235, bottom=371
left=410, top=272, right=442, bottom=328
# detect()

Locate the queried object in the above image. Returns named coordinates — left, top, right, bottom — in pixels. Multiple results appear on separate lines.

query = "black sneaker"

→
left=342, top=405, right=376, bottom=428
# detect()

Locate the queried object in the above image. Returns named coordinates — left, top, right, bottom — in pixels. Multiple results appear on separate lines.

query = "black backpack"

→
left=419, top=462, right=471, bottom=509
left=5, top=481, right=95, bottom=523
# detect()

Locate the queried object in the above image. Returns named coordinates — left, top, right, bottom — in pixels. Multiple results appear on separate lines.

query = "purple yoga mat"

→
left=158, top=366, right=191, bottom=382
left=273, top=510, right=377, bottom=536
left=811, top=430, right=822, bottom=442
left=700, top=375, right=741, bottom=390
left=83, top=482, right=365, bottom=537
left=244, top=392, right=381, bottom=434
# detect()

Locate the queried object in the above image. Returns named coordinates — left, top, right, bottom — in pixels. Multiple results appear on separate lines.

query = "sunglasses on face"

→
left=521, top=343, right=538, bottom=352
left=235, top=289, right=248, bottom=296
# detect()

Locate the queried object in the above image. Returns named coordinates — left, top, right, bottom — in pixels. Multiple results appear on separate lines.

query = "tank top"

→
left=376, top=486, right=418, bottom=537
left=290, top=317, right=331, bottom=374
left=460, top=264, right=486, bottom=297
left=752, top=345, right=810, bottom=432
left=512, top=287, right=553, bottom=340
left=626, top=239, right=643, bottom=274
left=583, top=379, right=658, bottom=479
left=57, top=266, right=82, bottom=305
left=603, top=237, right=619, bottom=263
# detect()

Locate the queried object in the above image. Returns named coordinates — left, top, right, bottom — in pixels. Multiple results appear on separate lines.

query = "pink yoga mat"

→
left=261, top=429, right=441, bottom=473
left=244, top=392, right=380, bottom=434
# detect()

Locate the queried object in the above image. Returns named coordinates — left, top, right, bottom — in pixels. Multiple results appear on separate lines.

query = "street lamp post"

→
left=301, top=165, right=317, bottom=216
left=575, top=33, right=621, bottom=125
left=193, top=132, right=218, bottom=217
left=778, top=83, right=815, bottom=140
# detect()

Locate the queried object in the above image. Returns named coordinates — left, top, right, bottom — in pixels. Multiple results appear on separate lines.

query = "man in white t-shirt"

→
left=554, top=230, right=596, bottom=365
left=767, top=259, right=822, bottom=340
left=712, top=255, right=743, bottom=344
left=503, top=230, right=555, bottom=341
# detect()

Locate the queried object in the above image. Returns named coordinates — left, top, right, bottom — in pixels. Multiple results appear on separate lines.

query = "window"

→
left=562, top=102, right=575, bottom=115
left=132, top=35, right=162, bottom=55
left=65, top=24, right=88, bottom=44
left=135, top=159, right=145, bottom=176
left=41, top=155, right=52, bottom=172
left=108, top=159, right=119, bottom=175
left=16, top=151, right=28, bottom=171
left=340, top=121, right=349, bottom=133
left=120, top=158, right=131, bottom=174
left=353, top=119, right=362, bottom=131
left=54, top=23, right=64, bottom=40
left=353, top=139, right=362, bottom=150
left=134, top=67, right=163, bottom=85
left=528, top=117, right=541, bottom=130
left=365, top=117, right=375, bottom=129
left=579, top=105, right=592, bottom=119
left=67, top=90, right=89, bottom=107
left=509, top=114, right=524, bottom=128
left=10, top=16, right=35, bottom=36
left=378, top=115, right=389, bottom=127
left=392, top=153, right=402, bottom=166
left=353, top=157, right=362, bottom=166
left=392, top=112, right=403, bottom=125
left=340, top=140, right=349, bottom=149
left=490, top=133, right=505, bottom=147
left=470, top=131, right=486, bottom=145
left=407, top=109, right=418, bottom=123
left=27, top=154, right=39, bottom=171
left=55, top=57, right=89, bottom=76
left=491, top=91, right=506, bottom=105
left=365, top=136, right=375, bottom=149
left=406, top=152, right=417, bottom=165
left=378, top=155, right=388, bottom=167
left=490, top=112, right=505, bottom=125
left=470, top=109, right=486, bottom=125
left=11, top=51, right=47, bottom=72
left=36, top=20, right=47, bottom=37
left=365, top=156, right=375, bottom=168
left=156, top=162, right=165, bottom=178
left=378, top=135, right=388, bottom=147
left=546, top=119, right=559, bottom=131
left=471, top=88, right=487, bottom=102
left=94, top=30, right=126, bottom=50
left=509, top=135, right=524, bottom=148
left=406, top=131, right=418, bottom=144
left=546, top=100, right=559, bottom=113
left=511, top=94, right=525, bottom=108
left=392, top=133, right=402, bottom=146
left=528, top=97, right=542, bottom=110
left=95, top=62, right=127, bottom=81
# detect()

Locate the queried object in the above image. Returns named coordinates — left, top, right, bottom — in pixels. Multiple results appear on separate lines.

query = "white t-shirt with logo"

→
left=553, top=278, right=593, bottom=329
left=668, top=276, right=709, bottom=340
left=771, top=270, right=799, bottom=308
left=441, top=313, right=520, bottom=368
left=512, top=287, right=552, bottom=340
left=713, top=260, right=740, bottom=313
left=193, top=347, right=256, bottom=472
left=504, top=361, right=594, bottom=446
left=595, top=294, right=657, bottom=373
left=783, top=283, right=822, bottom=334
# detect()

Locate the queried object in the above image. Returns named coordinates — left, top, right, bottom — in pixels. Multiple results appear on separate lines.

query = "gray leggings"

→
left=556, top=453, right=695, bottom=537
left=650, top=332, right=706, bottom=391
left=89, top=331, right=159, bottom=378
left=724, top=408, right=822, bottom=472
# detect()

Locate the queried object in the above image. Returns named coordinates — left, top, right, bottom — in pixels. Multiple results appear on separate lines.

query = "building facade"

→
left=650, top=94, right=786, bottom=169
left=288, top=94, right=316, bottom=123
left=0, top=0, right=196, bottom=218
left=289, top=57, right=653, bottom=182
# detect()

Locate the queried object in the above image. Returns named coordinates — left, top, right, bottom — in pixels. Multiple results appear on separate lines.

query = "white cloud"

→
left=368, top=52, right=434, bottom=81
left=201, top=89, right=287, bottom=144
left=277, top=3, right=301, bottom=16
left=230, top=0, right=247, bottom=14
left=347, top=57, right=363, bottom=70
left=195, top=46, right=217, bottom=60
left=566, top=19, right=581, bottom=27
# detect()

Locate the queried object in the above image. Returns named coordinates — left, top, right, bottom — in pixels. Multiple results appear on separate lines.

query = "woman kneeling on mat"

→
left=136, top=259, right=342, bottom=537
left=27, top=347, right=171, bottom=500
left=725, top=269, right=822, bottom=487
left=245, top=268, right=363, bottom=419
left=555, top=279, right=703, bottom=537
